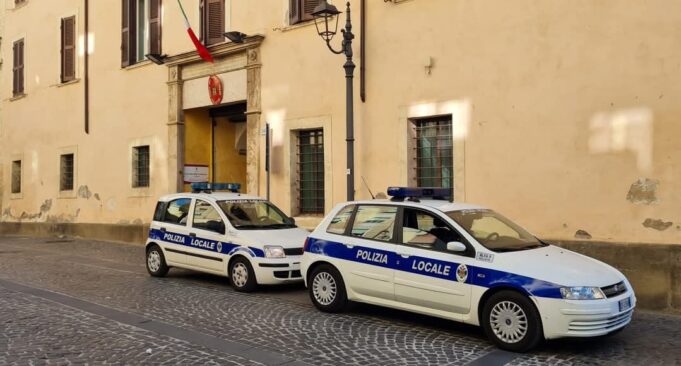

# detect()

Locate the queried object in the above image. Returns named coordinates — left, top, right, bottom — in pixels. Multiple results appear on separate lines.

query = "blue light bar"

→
left=191, top=182, right=240, bottom=193
left=386, top=187, right=452, bottom=200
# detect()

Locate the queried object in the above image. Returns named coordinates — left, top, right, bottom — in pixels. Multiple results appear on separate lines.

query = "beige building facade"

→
left=1, top=0, right=680, bottom=249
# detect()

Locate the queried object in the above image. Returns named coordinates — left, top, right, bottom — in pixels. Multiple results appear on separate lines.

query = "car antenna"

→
left=361, top=176, right=375, bottom=199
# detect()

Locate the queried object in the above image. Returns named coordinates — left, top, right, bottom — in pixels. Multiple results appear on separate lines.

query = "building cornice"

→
left=164, top=35, right=265, bottom=67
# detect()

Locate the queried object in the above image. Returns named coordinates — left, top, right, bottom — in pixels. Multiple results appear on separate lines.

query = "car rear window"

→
left=326, top=205, right=355, bottom=235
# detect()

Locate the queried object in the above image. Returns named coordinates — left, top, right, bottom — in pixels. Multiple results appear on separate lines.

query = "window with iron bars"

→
left=132, top=145, right=150, bottom=188
left=60, top=154, right=74, bottom=191
left=297, top=129, right=324, bottom=215
left=413, top=116, right=453, bottom=189
left=11, top=160, right=21, bottom=194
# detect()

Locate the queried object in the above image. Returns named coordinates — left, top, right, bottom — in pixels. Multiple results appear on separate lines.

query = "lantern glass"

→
left=312, top=1, right=341, bottom=42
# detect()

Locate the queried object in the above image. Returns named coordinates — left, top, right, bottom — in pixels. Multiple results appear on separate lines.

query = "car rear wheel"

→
left=229, top=257, right=257, bottom=292
left=309, top=264, right=347, bottom=313
left=482, top=290, right=543, bottom=352
left=146, top=245, right=169, bottom=277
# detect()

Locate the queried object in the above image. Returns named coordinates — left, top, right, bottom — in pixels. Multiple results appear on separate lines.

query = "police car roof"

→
left=158, top=192, right=266, bottom=203
left=349, top=199, right=486, bottom=212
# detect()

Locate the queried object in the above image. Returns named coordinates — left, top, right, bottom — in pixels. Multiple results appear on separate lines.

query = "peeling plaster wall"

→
left=2, top=0, right=681, bottom=246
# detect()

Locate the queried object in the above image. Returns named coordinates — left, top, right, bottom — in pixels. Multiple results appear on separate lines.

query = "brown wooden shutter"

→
left=61, top=16, right=76, bottom=82
left=121, top=0, right=136, bottom=67
left=205, top=0, right=224, bottom=46
left=13, top=40, right=24, bottom=96
left=289, top=0, right=301, bottom=25
left=149, top=0, right=162, bottom=55
left=302, top=0, right=321, bottom=21
left=12, top=41, right=18, bottom=96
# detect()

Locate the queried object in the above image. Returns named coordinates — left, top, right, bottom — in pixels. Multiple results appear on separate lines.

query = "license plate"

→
left=619, top=297, right=631, bottom=312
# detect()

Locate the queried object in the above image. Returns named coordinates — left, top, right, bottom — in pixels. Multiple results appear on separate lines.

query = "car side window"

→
left=327, top=205, right=355, bottom=235
left=401, top=208, right=463, bottom=252
left=162, top=198, right=192, bottom=225
left=192, top=200, right=225, bottom=234
left=350, top=205, right=398, bottom=242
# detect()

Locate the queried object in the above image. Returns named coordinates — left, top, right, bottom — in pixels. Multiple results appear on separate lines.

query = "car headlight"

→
left=264, top=245, right=285, bottom=258
left=560, top=287, right=605, bottom=300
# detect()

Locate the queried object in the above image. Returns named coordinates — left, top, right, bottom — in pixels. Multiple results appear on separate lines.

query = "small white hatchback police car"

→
left=145, top=185, right=309, bottom=292
left=301, top=187, right=636, bottom=352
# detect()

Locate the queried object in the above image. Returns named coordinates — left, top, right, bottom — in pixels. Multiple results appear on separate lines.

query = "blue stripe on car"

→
left=148, top=228, right=265, bottom=257
left=306, top=237, right=563, bottom=299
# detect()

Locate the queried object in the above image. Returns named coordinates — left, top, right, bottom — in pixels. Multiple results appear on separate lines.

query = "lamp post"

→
left=312, top=1, right=355, bottom=201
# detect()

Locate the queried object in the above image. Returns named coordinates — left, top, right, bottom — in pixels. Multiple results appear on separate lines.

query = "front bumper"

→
left=252, top=257, right=303, bottom=285
left=535, top=291, right=636, bottom=339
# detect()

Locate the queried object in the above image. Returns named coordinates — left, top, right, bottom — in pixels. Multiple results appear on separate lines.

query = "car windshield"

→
left=217, top=200, right=295, bottom=230
left=446, top=209, right=546, bottom=252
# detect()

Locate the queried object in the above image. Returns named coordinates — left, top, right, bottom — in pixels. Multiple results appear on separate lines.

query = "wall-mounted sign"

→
left=208, top=75, right=223, bottom=105
left=184, top=164, right=209, bottom=183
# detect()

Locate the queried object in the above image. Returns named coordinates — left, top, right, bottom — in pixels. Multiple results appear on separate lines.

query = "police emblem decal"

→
left=217, top=242, right=223, bottom=253
left=456, top=264, right=468, bottom=283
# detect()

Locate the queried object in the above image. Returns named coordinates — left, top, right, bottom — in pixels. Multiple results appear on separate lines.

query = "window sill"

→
left=273, top=19, right=317, bottom=33
left=55, top=78, right=80, bottom=88
left=129, top=186, right=152, bottom=198
left=12, top=1, right=28, bottom=10
left=10, top=93, right=27, bottom=102
left=58, top=190, right=77, bottom=199
left=10, top=192, right=23, bottom=200
left=122, top=60, right=153, bottom=70
left=293, top=215, right=323, bottom=231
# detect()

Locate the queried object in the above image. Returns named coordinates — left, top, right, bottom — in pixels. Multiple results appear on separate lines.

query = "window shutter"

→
left=302, top=0, right=321, bottom=21
left=12, top=42, right=18, bottom=96
left=149, top=0, right=162, bottom=55
left=18, top=41, right=23, bottom=95
left=61, top=16, right=76, bottom=82
left=121, top=0, right=136, bottom=67
left=205, top=0, right=224, bottom=46
left=289, top=0, right=301, bottom=25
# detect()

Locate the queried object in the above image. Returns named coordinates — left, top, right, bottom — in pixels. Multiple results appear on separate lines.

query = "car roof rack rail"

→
left=386, top=187, right=452, bottom=202
left=191, top=182, right=241, bottom=194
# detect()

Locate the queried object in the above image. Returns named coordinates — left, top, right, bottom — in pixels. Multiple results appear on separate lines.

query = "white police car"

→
left=145, top=183, right=309, bottom=292
left=301, top=187, right=636, bottom=352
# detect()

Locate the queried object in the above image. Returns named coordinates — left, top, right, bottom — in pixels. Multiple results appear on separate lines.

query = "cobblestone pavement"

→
left=0, top=236, right=680, bottom=366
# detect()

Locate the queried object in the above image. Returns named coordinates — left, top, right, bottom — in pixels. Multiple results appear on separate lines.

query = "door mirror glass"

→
left=207, top=220, right=226, bottom=235
left=446, top=241, right=467, bottom=252
left=288, top=217, right=296, bottom=225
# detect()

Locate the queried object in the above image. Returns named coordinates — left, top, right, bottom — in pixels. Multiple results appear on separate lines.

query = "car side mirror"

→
left=288, top=217, right=296, bottom=225
left=446, top=241, right=467, bottom=252
left=207, top=221, right=226, bottom=235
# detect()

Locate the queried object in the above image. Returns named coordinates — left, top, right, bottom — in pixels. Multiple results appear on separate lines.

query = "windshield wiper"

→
left=234, top=223, right=296, bottom=229
left=233, top=224, right=262, bottom=229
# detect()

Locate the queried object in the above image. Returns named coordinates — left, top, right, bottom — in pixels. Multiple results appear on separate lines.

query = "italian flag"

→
left=177, top=0, right=214, bottom=63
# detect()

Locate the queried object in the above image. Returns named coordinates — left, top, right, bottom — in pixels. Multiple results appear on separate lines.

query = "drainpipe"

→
left=360, top=0, right=366, bottom=102
left=84, top=0, right=90, bottom=134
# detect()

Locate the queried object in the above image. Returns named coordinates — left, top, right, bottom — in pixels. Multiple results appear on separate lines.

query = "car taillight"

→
left=303, top=238, right=311, bottom=252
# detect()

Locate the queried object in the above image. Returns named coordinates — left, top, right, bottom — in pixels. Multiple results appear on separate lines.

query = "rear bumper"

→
left=252, top=257, right=303, bottom=285
left=536, top=291, right=636, bottom=339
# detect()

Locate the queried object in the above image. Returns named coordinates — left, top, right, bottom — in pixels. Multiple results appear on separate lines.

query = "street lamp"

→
left=312, top=1, right=356, bottom=201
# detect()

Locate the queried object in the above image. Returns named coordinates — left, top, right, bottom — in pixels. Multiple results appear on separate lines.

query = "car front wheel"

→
left=482, top=290, right=543, bottom=352
left=229, top=257, right=257, bottom=292
left=309, top=264, right=347, bottom=313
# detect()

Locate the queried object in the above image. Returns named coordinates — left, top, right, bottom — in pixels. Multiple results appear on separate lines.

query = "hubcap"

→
left=232, top=262, right=249, bottom=288
left=147, top=250, right=161, bottom=272
left=490, top=300, right=528, bottom=344
left=312, top=272, right=337, bottom=306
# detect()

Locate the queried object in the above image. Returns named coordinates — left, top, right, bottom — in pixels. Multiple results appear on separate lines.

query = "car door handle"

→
left=189, top=232, right=196, bottom=238
left=160, top=227, right=166, bottom=232
left=345, top=244, right=354, bottom=249
left=396, top=253, right=410, bottom=258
